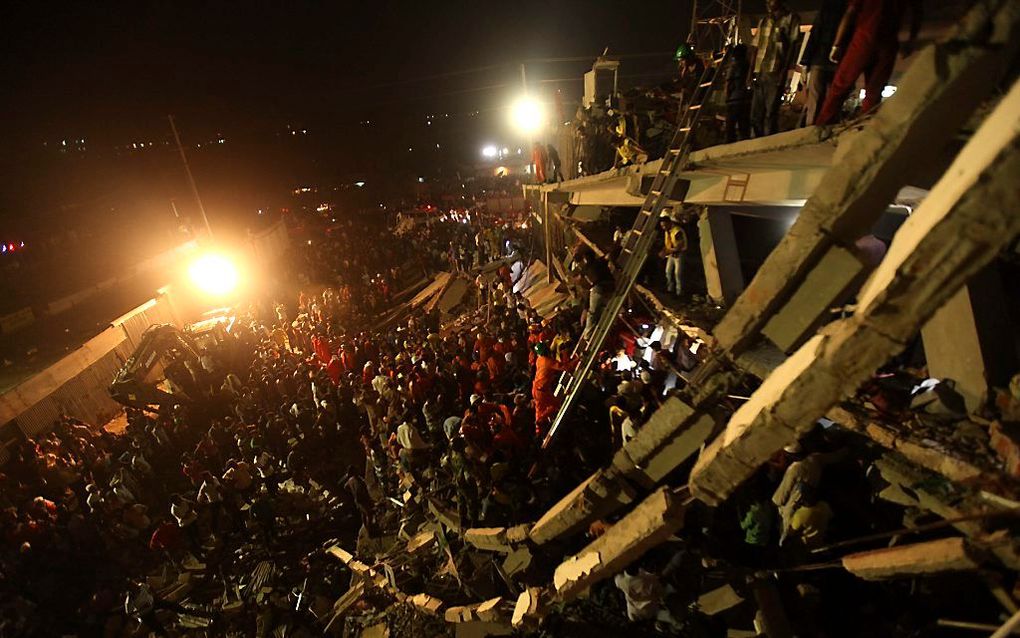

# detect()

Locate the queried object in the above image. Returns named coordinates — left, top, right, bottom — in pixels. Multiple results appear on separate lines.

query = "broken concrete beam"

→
left=406, top=529, right=436, bottom=554
left=511, top=587, right=547, bottom=630
left=502, top=547, right=533, bottom=578
left=691, top=81, right=1020, bottom=506
left=841, top=537, right=983, bottom=580
left=712, top=0, right=1020, bottom=355
left=761, top=244, right=867, bottom=353
left=408, top=592, right=444, bottom=615
left=528, top=467, right=637, bottom=546
left=505, top=523, right=531, bottom=545
left=990, top=421, right=1020, bottom=477
left=444, top=597, right=505, bottom=624
left=698, top=584, right=744, bottom=616
left=828, top=405, right=984, bottom=483
left=875, top=454, right=1020, bottom=569
left=428, top=497, right=462, bottom=533
left=475, top=597, right=503, bottom=622
left=611, top=397, right=717, bottom=488
left=463, top=527, right=511, bottom=553
left=553, top=487, right=687, bottom=601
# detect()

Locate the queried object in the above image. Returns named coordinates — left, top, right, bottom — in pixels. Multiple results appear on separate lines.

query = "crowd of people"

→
left=565, top=0, right=923, bottom=177
left=0, top=184, right=993, bottom=636
left=0, top=204, right=699, bottom=635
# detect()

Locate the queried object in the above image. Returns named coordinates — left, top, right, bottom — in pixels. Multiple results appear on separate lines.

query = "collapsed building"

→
left=321, top=2, right=1020, bottom=636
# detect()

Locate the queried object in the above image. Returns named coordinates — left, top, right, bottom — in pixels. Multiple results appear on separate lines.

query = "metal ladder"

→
left=541, top=51, right=729, bottom=450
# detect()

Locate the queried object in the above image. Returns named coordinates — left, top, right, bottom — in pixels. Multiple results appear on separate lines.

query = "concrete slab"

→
left=713, top=0, right=1020, bottom=355
left=528, top=468, right=637, bottom=546
left=553, top=487, right=687, bottom=601
left=691, top=77, right=1020, bottom=506
left=841, top=537, right=982, bottom=580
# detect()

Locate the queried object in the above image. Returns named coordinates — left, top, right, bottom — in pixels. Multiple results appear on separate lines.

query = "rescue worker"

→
left=531, top=343, right=577, bottom=437
left=659, top=212, right=687, bottom=296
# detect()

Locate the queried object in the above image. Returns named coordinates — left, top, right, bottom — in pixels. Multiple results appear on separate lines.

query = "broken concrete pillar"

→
left=511, top=587, right=547, bottom=630
left=463, top=528, right=512, bottom=553
left=612, top=397, right=718, bottom=488
left=553, top=486, right=687, bottom=601
left=691, top=80, right=1020, bottom=506
left=761, top=244, right=868, bottom=353
left=528, top=468, right=637, bottom=546
left=712, top=0, right=1020, bottom=355
left=841, top=537, right=983, bottom=580
left=699, top=208, right=745, bottom=306
left=921, top=267, right=1017, bottom=412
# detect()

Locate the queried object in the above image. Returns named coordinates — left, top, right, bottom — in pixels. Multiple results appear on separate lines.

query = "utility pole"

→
left=168, top=114, right=213, bottom=239
left=522, top=62, right=554, bottom=283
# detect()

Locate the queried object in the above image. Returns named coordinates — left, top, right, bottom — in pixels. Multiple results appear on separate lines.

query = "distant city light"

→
left=481, top=145, right=498, bottom=158
left=509, top=96, right=545, bottom=135
left=354, top=181, right=366, bottom=187
left=418, top=177, right=425, bottom=183
left=189, top=254, right=239, bottom=296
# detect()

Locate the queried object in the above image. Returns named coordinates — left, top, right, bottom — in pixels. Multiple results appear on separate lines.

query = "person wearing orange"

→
left=531, top=342, right=578, bottom=436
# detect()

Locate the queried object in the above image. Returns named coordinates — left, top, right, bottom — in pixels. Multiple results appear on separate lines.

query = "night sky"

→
left=1, top=0, right=822, bottom=239
left=2, top=2, right=706, bottom=147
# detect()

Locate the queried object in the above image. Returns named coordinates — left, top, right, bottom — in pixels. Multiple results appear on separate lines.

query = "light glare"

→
left=510, top=97, right=544, bottom=135
left=189, top=254, right=239, bottom=296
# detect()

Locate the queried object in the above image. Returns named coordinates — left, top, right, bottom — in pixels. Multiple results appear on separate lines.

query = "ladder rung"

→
left=699, top=81, right=712, bottom=88
left=679, top=127, right=692, bottom=133
left=688, top=104, right=702, bottom=110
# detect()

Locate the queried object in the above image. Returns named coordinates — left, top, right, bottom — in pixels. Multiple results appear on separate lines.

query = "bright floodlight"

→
left=189, top=254, right=239, bottom=296
left=481, top=145, right=498, bottom=158
left=510, top=96, right=544, bottom=135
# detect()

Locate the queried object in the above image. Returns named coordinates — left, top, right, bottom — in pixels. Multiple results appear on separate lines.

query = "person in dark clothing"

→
left=799, top=0, right=848, bottom=126
left=574, top=250, right=615, bottom=334
left=724, top=44, right=752, bottom=143
left=546, top=144, right=565, bottom=182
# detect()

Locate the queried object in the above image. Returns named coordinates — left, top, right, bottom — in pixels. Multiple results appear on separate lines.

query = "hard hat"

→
left=674, top=43, right=695, bottom=61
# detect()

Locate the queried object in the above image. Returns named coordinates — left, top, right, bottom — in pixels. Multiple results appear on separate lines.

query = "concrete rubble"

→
left=840, top=537, right=984, bottom=580
left=553, top=487, right=687, bottom=601
left=691, top=75, right=1020, bottom=506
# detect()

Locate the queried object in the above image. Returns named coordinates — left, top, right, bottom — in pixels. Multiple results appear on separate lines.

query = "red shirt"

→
left=150, top=521, right=183, bottom=552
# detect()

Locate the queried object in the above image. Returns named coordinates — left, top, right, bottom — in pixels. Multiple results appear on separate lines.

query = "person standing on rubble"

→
left=815, top=0, right=922, bottom=125
left=798, top=0, right=847, bottom=126
left=531, top=342, right=578, bottom=436
left=659, top=212, right=687, bottom=297
left=724, top=43, right=752, bottom=143
left=749, top=0, right=802, bottom=137
left=575, top=249, right=615, bottom=334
